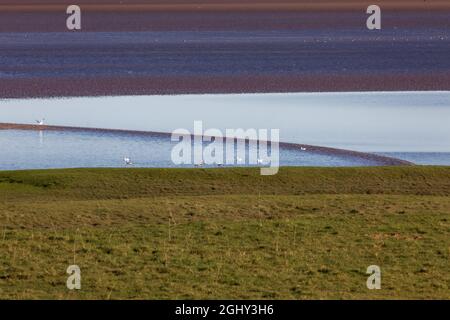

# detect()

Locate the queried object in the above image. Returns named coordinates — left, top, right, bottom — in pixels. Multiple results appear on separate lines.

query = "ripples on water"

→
left=378, top=152, right=450, bottom=166
left=0, top=129, right=384, bottom=171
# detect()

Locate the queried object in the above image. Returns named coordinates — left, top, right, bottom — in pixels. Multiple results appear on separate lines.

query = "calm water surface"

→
left=0, top=92, right=449, bottom=169
left=0, top=129, right=382, bottom=170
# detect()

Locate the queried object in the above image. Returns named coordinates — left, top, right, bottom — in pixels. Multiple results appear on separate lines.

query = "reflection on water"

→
left=0, top=91, right=449, bottom=153
left=0, top=129, right=384, bottom=171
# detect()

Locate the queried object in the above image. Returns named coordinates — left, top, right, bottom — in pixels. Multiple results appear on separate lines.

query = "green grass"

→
left=0, top=167, right=449, bottom=299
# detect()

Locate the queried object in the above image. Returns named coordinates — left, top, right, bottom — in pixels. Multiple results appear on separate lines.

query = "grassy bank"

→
left=0, top=167, right=449, bottom=299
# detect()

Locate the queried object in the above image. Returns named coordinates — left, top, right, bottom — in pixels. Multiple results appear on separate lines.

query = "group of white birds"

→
left=33, top=117, right=307, bottom=167
left=122, top=151, right=308, bottom=167
left=33, top=117, right=308, bottom=168
left=178, top=157, right=275, bottom=167
left=122, top=157, right=272, bottom=167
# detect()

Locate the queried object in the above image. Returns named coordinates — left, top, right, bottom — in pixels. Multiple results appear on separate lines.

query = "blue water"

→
left=0, top=92, right=449, bottom=152
left=379, top=152, right=450, bottom=166
left=1, top=92, right=449, bottom=169
left=0, top=129, right=382, bottom=171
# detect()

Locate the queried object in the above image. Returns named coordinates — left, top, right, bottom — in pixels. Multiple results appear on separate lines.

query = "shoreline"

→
left=0, top=122, right=414, bottom=167
left=2, top=73, right=449, bottom=99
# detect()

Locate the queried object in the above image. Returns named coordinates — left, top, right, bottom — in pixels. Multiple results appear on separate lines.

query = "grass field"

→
left=0, top=167, right=449, bottom=299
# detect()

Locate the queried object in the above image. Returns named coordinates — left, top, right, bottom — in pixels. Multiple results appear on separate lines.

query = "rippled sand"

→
left=0, top=1, right=448, bottom=97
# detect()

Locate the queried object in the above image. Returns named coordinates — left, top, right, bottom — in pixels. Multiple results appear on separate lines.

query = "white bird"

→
left=35, top=118, right=45, bottom=125
left=124, top=157, right=132, bottom=165
left=237, top=157, right=243, bottom=163
left=195, top=160, right=204, bottom=167
left=301, top=147, right=307, bottom=151
left=257, top=158, right=265, bottom=165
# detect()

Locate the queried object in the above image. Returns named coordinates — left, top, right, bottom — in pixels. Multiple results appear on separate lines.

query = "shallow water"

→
left=1, top=91, right=449, bottom=168
left=1, top=92, right=449, bottom=149
left=0, top=129, right=383, bottom=171
left=0, top=29, right=448, bottom=79
left=379, top=152, right=450, bottom=166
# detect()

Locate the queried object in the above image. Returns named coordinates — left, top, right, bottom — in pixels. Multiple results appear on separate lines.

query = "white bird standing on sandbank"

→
left=35, top=118, right=45, bottom=125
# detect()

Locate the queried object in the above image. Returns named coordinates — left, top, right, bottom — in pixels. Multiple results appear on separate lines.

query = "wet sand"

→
left=1, top=73, right=449, bottom=98
left=0, top=1, right=448, bottom=97
left=1, top=1, right=449, bottom=12
left=0, top=123, right=413, bottom=166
